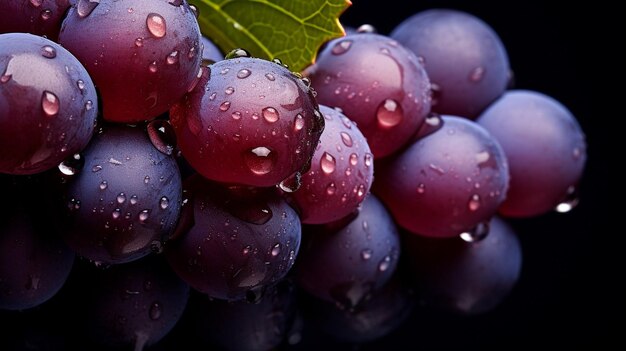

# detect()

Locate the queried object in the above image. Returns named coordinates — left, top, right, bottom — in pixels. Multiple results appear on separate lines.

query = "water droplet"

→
left=147, top=120, right=176, bottom=155
left=219, top=101, right=231, bottom=111
left=416, top=183, right=426, bottom=194
left=326, top=182, right=337, bottom=195
left=166, top=50, right=179, bottom=64
left=271, top=243, right=281, bottom=257
left=320, top=152, right=336, bottom=174
left=108, top=157, right=122, bottom=165
left=146, top=13, right=166, bottom=38
left=245, top=146, right=274, bottom=175
left=40, top=9, right=52, bottom=20
left=224, top=86, right=235, bottom=95
left=376, top=99, right=403, bottom=127
left=99, top=181, right=108, bottom=190
left=361, top=249, right=372, bottom=260
left=293, top=114, right=305, bottom=131
left=130, top=195, right=139, bottom=205
left=149, top=302, right=162, bottom=320
left=340, top=132, right=353, bottom=147
left=237, top=68, right=251, bottom=79
left=331, top=40, right=353, bottom=55
left=278, top=172, right=301, bottom=193
left=356, top=24, right=376, bottom=33
left=225, top=48, right=250, bottom=59
left=555, top=186, right=579, bottom=213
left=364, top=153, right=373, bottom=167
left=265, top=73, right=275, bottom=81
left=160, top=196, right=169, bottom=209
left=41, top=45, right=56, bottom=58
left=242, top=245, right=252, bottom=255
left=0, top=73, right=11, bottom=83
left=30, top=0, right=43, bottom=7
left=25, top=275, right=40, bottom=290
left=92, top=165, right=102, bottom=172
left=346, top=153, right=357, bottom=166
left=76, top=0, right=99, bottom=18
left=469, top=67, right=485, bottom=82
left=356, top=184, right=365, bottom=197
left=148, top=61, right=158, bottom=73
left=429, top=163, right=445, bottom=175
left=112, top=208, right=121, bottom=219
left=262, top=107, right=279, bottom=123
left=430, top=83, right=441, bottom=106
left=189, top=3, right=199, bottom=17
left=460, top=221, right=490, bottom=242
left=58, top=153, right=83, bottom=175
left=168, top=0, right=183, bottom=6
left=135, top=37, right=144, bottom=47
left=415, top=113, right=444, bottom=138
left=76, top=79, right=85, bottom=91
left=139, top=209, right=150, bottom=223
left=144, top=176, right=150, bottom=184
left=468, top=194, right=481, bottom=211
left=572, top=147, right=582, bottom=160
left=378, top=256, right=391, bottom=271
left=115, top=193, right=126, bottom=204
left=41, top=91, right=59, bottom=117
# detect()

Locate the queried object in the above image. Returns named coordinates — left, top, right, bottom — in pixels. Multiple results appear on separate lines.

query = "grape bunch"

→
left=0, top=0, right=589, bottom=350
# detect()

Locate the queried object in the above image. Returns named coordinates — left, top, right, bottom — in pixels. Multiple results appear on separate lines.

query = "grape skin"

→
left=374, top=116, right=509, bottom=238
left=477, top=90, right=587, bottom=217
left=391, top=9, right=510, bottom=118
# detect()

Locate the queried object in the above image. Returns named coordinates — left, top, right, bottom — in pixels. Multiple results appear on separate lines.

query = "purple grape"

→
left=403, top=217, right=522, bottom=314
left=201, top=36, right=223, bottom=63
left=306, top=32, right=431, bottom=158
left=285, top=105, right=374, bottom=224
left=301, top=276, right=414, bottom=344
left=391, top=9, right=510, bottom=118
left=477, top=90, right=587, bottom=217
left=165, top=175, right=301, bottom=301
left=0, top=207, right=74, bottom=311
left=74, top=257, right=189, bottom=350
left=373, top=116, right=509, bottom=238
left=296, top=195, right=400, bottom=309
left=60, top=124, right=182, bottom=264
left=58, top=0, right=202, bottom=123
left=0, top=33, right=98, bottom=175
left=191, top=281, right=297, bottom=351
left=170, top=56, right=324, bottom=187
left=0, top=0, right=72, bottom=41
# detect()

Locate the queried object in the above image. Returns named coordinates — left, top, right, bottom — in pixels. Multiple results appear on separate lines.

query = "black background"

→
left=330, top=0, right=622, bottom=348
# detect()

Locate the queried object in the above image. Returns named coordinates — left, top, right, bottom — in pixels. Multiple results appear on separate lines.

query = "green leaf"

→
left=194, top=0, right=351, bottom=72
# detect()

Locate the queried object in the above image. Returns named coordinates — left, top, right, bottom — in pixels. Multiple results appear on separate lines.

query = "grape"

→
left=300, top=276, right=413, bottom=344
left=284, top=105, right=374, bottom=224
left=391, top=9, right=510, bottom=118
left=58, top=0, right=202, bottom=123
left=71, top=257, right=189, bottom=350
left=0, top=0, right=72, bottom=41
left=296, top=195, right=400, bottom=310
left=305, top=32, right=431, bottom=158
left=477, top=90, right=587, bottom=217
left=59, top=124, right=182, bottom=265
left=373, top=116, right=509, bottom=238
left=0, top=200, right=74, bottom=311
left=403, top=217, right=522, bottom=314
left=201, top=36, right=224, bottom=63
left=190, top=281, right=297, bottom=351
left=170, top=57, right=324, bottom=187
left=0, top=33, right=98, bottom=175
left=165, top=175, right=301, bottom=301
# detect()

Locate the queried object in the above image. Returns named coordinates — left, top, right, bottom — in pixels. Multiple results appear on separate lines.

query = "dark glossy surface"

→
left=171, top=57, right=323, bottom=187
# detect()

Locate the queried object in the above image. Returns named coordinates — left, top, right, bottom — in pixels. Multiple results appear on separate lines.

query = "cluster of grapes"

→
left=0, top=0, right=587, bottom=350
